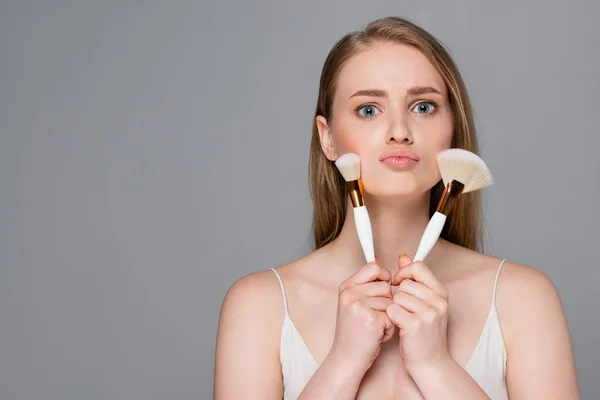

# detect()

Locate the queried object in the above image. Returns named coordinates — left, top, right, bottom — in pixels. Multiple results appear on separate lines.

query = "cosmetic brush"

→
left=413, top=148, right=494, bottom=262
left=335, top=153, right=375, bottom=264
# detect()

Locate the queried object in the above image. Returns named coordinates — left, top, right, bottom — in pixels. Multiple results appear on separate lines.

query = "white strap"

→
left=270, top=268, right=289, bottom=317
left=491, top=259, right=507, bottom=306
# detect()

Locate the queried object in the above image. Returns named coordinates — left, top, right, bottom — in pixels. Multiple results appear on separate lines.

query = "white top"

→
left=270, top=258, right=508, bottom=400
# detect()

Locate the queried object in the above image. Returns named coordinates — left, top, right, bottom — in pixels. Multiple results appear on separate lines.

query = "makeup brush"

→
left=335, top=153, right=375, bottom=264
left=413, top=149, right=494, bottom=262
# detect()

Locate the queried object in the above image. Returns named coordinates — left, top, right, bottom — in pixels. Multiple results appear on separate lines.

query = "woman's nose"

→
left=386, top=113, right=414, bottom=145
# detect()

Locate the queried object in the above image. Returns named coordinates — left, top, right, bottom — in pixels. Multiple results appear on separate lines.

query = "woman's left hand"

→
left=386, top=254, right=452, bottom=374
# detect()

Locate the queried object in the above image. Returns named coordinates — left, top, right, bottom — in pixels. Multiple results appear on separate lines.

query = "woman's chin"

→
left=364, top=188, right=427, bottom=201
left=362, top=176, right=437, bottom=200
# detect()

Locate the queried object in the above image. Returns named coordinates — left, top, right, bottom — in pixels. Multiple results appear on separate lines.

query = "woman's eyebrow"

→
left=406, top=86, right=442, bottom=96
left=349, top=89, right=388, bottom=99
left=349, top=86, right=442, bottom=99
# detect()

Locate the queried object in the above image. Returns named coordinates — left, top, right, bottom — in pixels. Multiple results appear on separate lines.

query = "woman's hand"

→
left=328, top=261, right=396, bottom=375
left=386, top=254, right=452, bottom=375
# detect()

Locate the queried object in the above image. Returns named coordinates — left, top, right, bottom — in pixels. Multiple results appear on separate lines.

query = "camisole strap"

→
left=270, top=268, right=289, bottom=318
left=492, top=259, right=507, bottom=307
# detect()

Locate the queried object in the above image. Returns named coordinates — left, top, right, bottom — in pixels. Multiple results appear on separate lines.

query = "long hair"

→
left=309, top=17, right=483, bottom=252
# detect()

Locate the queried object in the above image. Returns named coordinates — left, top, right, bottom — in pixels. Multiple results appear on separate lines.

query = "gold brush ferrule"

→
left=346, top=179, right=365, bottom=207
left=436, top=180, right=465, bottom=215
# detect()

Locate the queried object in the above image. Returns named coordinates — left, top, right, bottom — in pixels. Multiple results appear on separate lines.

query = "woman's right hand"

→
left=327, top=261, right=395, bottom=374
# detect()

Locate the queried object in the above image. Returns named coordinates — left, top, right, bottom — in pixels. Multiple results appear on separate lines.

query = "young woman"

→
left=214, top=17, right=580, bottom=399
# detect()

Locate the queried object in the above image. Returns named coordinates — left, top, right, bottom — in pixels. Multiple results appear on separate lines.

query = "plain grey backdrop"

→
left=1, top=0, right=598, bottom=399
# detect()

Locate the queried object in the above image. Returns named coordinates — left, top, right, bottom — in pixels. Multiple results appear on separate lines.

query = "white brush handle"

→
left=414, top=212, right=447, bottom=262
left=353, top=206, right=375, bottom=263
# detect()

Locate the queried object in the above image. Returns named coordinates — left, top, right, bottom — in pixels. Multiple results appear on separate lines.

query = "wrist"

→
left=405, top=354, right=491, bottom=400
left=322, top=350, right=368, bottom=385
left=405, top=353, right=456, bottom=381
left=298, top=351, right=367, bottom=399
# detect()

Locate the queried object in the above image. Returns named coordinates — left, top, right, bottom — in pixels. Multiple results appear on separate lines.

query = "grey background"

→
left=0, top=1, right=597, bottom=399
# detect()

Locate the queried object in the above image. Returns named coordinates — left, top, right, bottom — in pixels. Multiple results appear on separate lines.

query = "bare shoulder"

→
left=487, top=258, right=579, bottom=398
left=218, top=245, right=331, bottom=335
left=496, top=258, right=559, bottom=301
left=218, top=250, right=325, bottom=333
left=218, top=268, right=286, bottom=333
left=445, top=241, right=567, bottom=334
left=214, top=267, right=292, bottom=398
left=493, top=259, right=565, bottom=343
left=494, top=258, right=562, bottom=319
left=451, top=246, right=562, bottom=318
left=438, top=242, right=510, bottom=287
left=442, top=242, right=557, bottom=296
left=440, top=243, right=563, bottom=329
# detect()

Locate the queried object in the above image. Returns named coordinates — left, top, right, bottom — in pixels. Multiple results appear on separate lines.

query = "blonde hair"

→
left=308, top=16, right=483, bottom=252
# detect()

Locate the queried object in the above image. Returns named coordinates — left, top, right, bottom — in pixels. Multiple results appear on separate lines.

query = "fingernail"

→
left=398, top=253, right=412, bottom=267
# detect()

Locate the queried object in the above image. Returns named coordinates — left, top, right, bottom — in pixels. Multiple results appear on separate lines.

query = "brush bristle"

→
left=334, top=153, right=361, bottom=181
left=437, top=149, right=494, bottom=193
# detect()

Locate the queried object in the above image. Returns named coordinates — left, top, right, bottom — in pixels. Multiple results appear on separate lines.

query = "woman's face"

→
left=317, top=41, right=454, bottom=198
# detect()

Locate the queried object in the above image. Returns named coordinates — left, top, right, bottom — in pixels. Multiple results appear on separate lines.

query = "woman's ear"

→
left=316, top=115, right=338, bottom=161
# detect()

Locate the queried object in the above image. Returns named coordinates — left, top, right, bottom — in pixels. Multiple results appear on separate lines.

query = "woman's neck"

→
left=327, top=193, right=448, bottom=277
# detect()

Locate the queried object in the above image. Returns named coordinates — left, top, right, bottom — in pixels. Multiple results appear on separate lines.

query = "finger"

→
left=359, top=281, right=393, bottom=298
left=391, top=253, right=414, bottom=286
left=391, top=291, right=429, bottom=314
left=365, top=297, right=393, bottom=311
left=347, top=262, right=383, bottom=286
left=396, top=278, right=447, bottom=313
left=378, top=311, right=396, bottom=343
left=340, top=263, right=375, bottom=292
left=398, top=253, right=413, bottom=269
left=374, top=260, right=392, bottom=282
left=393, top=259, right=447, bottom=298
left=386, top=303, right=415, bottom=329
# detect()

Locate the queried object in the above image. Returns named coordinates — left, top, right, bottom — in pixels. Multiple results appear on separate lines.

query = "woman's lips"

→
left=380, top=156, right=419, bottom=168
left=379, top=150, right=420, bottom=169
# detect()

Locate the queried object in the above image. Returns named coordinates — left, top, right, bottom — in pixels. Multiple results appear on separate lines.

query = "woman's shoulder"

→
left=474, top=253, right=574, bottom=389
left=493, top=257, right=563, bottom=345
left=215, top=260, right=321, bottom=395
left=219, top=251, right=322, bottom=321
left=472, top=250, right=560, bottom=318
left=444, top=241, right=554, bottom=291
left=220, top=268, right=286, bottom=325
left=495, top=258, right=556, bottom=297
left=450, top=244, right=563, bottom=348
left=215, top=265, right=296, bottom=370
left=443, top=242, right=559, bottom=311
left=219, top=249, right=335, bottom=335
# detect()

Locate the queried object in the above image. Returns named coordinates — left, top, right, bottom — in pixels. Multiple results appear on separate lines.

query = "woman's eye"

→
left=412, top=101, right=437, bottom=115
left=357, top=105, right=381, bottom=118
